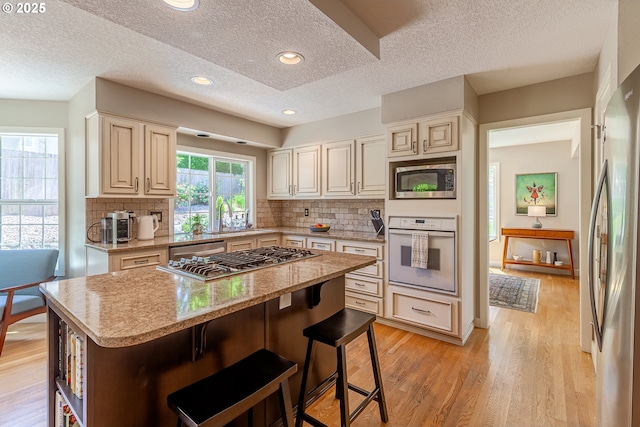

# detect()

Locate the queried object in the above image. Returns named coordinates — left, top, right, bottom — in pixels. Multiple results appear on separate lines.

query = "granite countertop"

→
left=85, top=227, right=385, bottom=253
left=40, top=251, right=376, bottom=348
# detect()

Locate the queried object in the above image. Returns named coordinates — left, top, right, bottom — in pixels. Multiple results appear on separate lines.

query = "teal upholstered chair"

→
left=0, top=249, right=58, bottom=356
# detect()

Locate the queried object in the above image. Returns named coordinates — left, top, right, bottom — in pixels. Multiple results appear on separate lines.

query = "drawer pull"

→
left=354, top=282, right=366, bottom=287
left=354, top=249, right=365, bottom=253
left=355, top=300, right=366, bottom=305
left=411, top=307, right=432, bottom=315
left=134, top=259, right=150, bottom=264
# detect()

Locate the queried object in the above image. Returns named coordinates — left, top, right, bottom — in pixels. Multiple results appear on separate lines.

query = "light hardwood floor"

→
left=0, top=270, right=594, bottom=426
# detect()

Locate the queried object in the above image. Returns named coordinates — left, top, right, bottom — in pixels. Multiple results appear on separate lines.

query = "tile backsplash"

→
left=256, top=199, right=385, bottom=233
left=86, top=198, right=384, bottom=242
left=86, top=198, right=170, bottom=242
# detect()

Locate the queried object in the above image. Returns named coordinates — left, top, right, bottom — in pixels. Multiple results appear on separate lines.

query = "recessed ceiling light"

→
left=191, top=76, right=213, bottom=86
left=282, top=109, right=296, bottom=115
left=277, top=52, right=304, bottom=65
left=163, top=0, right=199, bottom=11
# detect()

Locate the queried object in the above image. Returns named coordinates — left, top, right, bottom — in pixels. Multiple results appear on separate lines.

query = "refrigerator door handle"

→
left=588, top=159, right=608, bottom=352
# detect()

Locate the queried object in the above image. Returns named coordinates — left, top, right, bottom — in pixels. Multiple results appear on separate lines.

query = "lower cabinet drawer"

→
left=345, top=292, right=382, bottom=316
left=283, top=236, right=305, bottom=248
left=257, top=235, right=280, bottom=247
left=352, top=260, right=383, bottom=278
left=113, top=250, right=167, bottom=271
left=307, top=239, right=334, bottom=251
left=345, top=274, right=382, bottom=297
left=389, top=291, right=457, bottom=334
left=226, top=239, right=255, bottom=252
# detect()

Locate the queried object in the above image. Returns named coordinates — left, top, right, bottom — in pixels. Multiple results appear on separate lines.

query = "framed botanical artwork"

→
left=515, top=172, right=557, bottom=216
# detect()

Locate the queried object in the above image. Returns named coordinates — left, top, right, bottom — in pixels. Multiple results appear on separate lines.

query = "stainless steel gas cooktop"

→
left=157, top=246, right=320, bottom=281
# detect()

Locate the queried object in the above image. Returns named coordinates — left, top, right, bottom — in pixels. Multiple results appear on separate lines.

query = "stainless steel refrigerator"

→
left=588, top=63, right=640, bottom=426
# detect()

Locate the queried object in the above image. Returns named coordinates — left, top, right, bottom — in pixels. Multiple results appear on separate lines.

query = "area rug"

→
left=489, top=273, right=540, bottom=313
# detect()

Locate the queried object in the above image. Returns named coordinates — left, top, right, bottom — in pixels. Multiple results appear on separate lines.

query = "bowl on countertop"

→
left=309, top=225, right=330, bottom=232
left=512, top=255, right=523, bottom=261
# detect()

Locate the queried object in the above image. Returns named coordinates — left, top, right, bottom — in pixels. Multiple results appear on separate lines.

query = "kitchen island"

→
left=40, top=251, right=376, bottom=427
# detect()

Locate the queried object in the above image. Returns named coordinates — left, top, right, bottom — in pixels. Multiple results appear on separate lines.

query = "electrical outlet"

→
left=279, top=293, right=292, bottom=309
left=304, top=208, right=309, bottom=217
left=150, top=211, right=162, bottom=222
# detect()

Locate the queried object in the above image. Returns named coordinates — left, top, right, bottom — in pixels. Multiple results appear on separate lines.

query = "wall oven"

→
left=388, top=216, right=457, bottom=295
left=395, top=163, right=456, bottom=199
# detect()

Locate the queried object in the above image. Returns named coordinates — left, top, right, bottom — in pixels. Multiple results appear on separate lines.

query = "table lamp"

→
left=528, top=205, right=546, bottom=228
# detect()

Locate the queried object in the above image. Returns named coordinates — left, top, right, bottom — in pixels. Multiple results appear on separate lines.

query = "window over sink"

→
left=173, top=147, right=255, bottom=234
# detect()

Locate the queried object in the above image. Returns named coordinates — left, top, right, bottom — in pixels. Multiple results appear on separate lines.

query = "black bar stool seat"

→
left=168, top=349, right=297, bottom=427
left=296, top=308, right=388, bottom=427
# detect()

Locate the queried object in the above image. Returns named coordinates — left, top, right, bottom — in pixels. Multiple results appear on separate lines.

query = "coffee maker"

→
left=101, top=211, right=134, bottom=244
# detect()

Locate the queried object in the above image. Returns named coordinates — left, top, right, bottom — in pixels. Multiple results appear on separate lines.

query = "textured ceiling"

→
left=0, top=0, right=616, bottom=128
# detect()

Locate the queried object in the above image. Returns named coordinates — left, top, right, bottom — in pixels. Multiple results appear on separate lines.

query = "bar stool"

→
left=168, top=349, right=297, bottom=427
left=295, top=308, right=388, bottom=427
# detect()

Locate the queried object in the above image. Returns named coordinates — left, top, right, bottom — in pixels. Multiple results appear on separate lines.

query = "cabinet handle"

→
left=354, top=282, right=366, bottom=287
left=423, top=139, right=427, bottom=152
left=354, top=248, right=365, bottom=253
left=412, top=140, right=417, bottom=153
left=146, top=177, right=150, bottom=192
left=355, top=300, right=366, bottom=306
left=350, top=182, right=354, bottom=192
left=411, top=307, right=432, bottom=315
left=289, top=184, right=292, bottom=195
left=358, top=182, right=361, bottom=193
left=134, top=259, right=150, bottom=264
left=293, top=184, right=297, bottom=195
left=135, top=177, right=139, bottom=192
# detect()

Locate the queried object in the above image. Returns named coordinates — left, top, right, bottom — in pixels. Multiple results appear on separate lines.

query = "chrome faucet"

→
left=218, top=201, right=232, bottom=232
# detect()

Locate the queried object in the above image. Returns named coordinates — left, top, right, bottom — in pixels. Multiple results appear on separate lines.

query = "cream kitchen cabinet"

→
left=336, top=240, right=385, bottom=316
left=85, top=247, right=168, bottom=275
left=256, top=234, right=280, bottom=247
left=85, top=113, right=177, bottom=198
left=282, top=235, right=306, bottom=248
left=322, top=135, right=385, bottom=198
left=267, top=145, right=321, bottom=199
left=387, top=115, right=459, bottom=158
left=226, top=238, right=255, bottom=252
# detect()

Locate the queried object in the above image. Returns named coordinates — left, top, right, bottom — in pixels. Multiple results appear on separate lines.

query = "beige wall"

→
left=95, top=78, right=283, bottom=149
left=0, top=100, right=68, bottom=127
left=618, top=0, right=640, bottom=83
left=478, top=73, right=594, bottom=124
left=489, top=140, right=580, bottom=268
left=281, top=108, right=385, bottom=148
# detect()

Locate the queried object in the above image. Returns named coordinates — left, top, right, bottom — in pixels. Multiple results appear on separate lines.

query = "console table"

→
left=501, top=228, right=575, bottom=279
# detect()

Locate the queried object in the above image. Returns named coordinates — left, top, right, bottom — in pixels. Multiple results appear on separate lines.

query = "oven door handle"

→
left=388, top=229, right=454, bottom=238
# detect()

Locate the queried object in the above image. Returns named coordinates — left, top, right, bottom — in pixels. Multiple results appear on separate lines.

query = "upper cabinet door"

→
left=356, top=135, right=385, bottom=197
left=387, top=123, right=417, bottom=157
left=293, top=145, right=321, bottom=196
left=419, top=115, right=459, bottom=153
left=144, top=124, right=177, bottom=196
left=101, top=115, right=141, bottom=195
left=323, top=139, right=355, bottom=196
left=267, top=149, right=293, bottom=199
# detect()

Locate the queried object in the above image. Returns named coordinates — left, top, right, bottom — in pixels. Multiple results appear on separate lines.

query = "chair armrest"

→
left=0, top=276, right=57, bottom=293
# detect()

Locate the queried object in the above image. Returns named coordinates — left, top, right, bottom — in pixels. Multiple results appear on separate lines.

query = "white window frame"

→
left=488, top=162, right=499, bottom=242
left=0, top=126, right=66, bottom=275
left=172, top=145, right=256, bottom=235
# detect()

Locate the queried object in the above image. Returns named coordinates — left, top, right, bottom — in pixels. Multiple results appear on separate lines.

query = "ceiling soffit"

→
left=59, top=0, right=380, bottom=91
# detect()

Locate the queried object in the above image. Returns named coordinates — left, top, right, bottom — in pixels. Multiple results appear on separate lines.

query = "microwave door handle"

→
left=588, top=159, right=608, bottom=352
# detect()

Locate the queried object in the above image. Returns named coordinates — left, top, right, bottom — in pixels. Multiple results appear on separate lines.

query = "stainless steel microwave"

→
left=395, top=163, right=456, bottom=199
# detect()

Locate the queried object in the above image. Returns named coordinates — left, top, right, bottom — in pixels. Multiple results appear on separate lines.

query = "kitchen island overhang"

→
left=41, top=251, right=376, bottom=427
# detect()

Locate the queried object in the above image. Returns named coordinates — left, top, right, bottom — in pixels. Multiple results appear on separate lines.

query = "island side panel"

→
left=265, top=277, right=345, bottom=425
